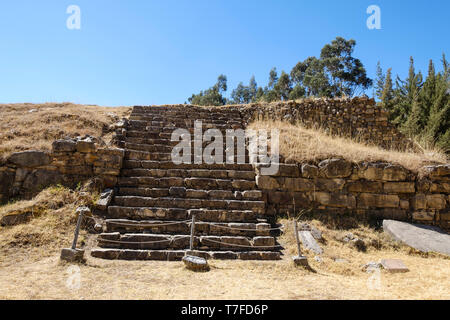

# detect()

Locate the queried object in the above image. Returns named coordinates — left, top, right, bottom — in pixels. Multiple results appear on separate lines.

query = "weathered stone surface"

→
left=256, top=175, right=279, bottom=189
left=96, top=189, right=114, bottom=211
left=314, top=192, right=356, bottom=208
left=299, top=231, right=323, bottom=254
left=383, top=182, right=415, bottom=193
left=253, top=236, right=275, bottom=247
left=60, top=248, right=85, bottom=263
left=380, top=259, right=409, bottom=273
left=357, top=193, right=399, bottom=208
left=283, top=177, right=314, bottom=191
left=314, top=178, right=345, bottom=192
left=424, top=164, right=450, bottom=178
left=301, top=164, right=319, bottom=178
left=170, top=187, right=187, bottom=198
left=347, top=181, right=382, bottom=193
left=52, top=139, right=77, bottom=153
left=426, top=194, right=447, bottom=210
left=8, top=151, right=51, bottom=168
left=383, top=220, right=450, bottom=255
left=22, top=170, right=63, bottom=193
left=293, top=255, right=309, bottom=267
left=76, top=139, right=96, bottom=153
left=412, top=211, right=435, bottom=222
left=319, top=159, right=353, bottom=178
left=382, top=165, right=408, bottom=181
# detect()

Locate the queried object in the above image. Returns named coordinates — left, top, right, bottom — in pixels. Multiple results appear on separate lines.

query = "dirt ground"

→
left=1, top=215, right=449, bottom=300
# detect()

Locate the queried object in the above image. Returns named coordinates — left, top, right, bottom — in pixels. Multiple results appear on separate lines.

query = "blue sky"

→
left=0, top=0, right=448, bottom=106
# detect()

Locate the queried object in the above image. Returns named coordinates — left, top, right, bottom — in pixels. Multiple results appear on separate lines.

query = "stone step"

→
left=128, top=120, right=243, bottom=131
left=131, top=109, right=242, bottom=118
left=117, top=187, right=263, bottom=201
left=107, top=207, right=263, bottom=222
left=124, top=150, right=251, bottom=163
left=124, top=143, right=173, bottom=153
left=91, top=248, right=281, bottom=261
left=128, top=117, right=243, bottom=127
left=105, top=219, right=273, bottom=237
left=124, top=142, right=250, bottom=155
left=117, top=177, right=257, bottom=191
left=97, top=233, right=278, bottom=251
left=120, top=168, right=256, bottom=180
left=113, top=196, right=266, bottom=213
left=122, top=160, right=254, bottom=171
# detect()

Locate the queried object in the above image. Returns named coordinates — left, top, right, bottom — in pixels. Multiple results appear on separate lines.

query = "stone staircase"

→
left=91, top=105, right=282, bottom=261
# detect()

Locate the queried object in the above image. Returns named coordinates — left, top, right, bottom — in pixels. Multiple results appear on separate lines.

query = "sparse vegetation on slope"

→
left=0, top=103, right=131, bottom=161
left=249, top=120, right=448, bottom=172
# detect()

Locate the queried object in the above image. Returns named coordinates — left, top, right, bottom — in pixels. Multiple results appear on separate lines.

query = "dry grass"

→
left=248, top=120, right=448, bottom=172
left=0, top=188, right=449, bottom=300
left=0, top=103, right=131, bottom=160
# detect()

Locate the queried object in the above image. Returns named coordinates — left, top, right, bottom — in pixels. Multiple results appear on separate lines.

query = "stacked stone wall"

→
left=256, top=160, right=450, bottom=230
left=0, top=137, right=124, bottom=203
left=238, top=97, right=411, bottom=150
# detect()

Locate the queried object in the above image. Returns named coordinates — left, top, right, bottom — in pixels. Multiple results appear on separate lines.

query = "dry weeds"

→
left=249, top=120, right=448, bottom=172
left=0, top=189, right=449, bottom=300
left=0, top=103, right=131, bottom=160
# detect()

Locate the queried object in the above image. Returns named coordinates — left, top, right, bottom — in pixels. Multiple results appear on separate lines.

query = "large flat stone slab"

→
left=299, top=231, right=323, bottom=254
left=383, top=220, right=450, bottom=256
left=381, top=259, right=409, bottom=273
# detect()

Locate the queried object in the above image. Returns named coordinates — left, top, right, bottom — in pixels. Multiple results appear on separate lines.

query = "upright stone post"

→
left=190, top=214, right=196, bottom=251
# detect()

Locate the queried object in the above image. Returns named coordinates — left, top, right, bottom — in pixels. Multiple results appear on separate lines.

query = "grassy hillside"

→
left=0, top=103, right=131, bottom=161
left=249, top=120, right=448, bottom=172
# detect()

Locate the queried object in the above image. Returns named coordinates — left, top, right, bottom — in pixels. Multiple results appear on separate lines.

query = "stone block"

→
left=256, top=176, right=280, bottom=190
left=182, top=255, right=210, bottom=272
left=383, top=182, right=415, bottom=193
left=412, top=211, right=435, bottom=221
left=381, top=259, right=409, bottom=273
left=76, top=140, right=96, bottom=153
left=357, top=193, right=400, bottom=209
left=52, top=140, right=76, bottom=153
left=8, top=151, right=51, bottom=168
left=314, top=192, right=356, bottom=208
left=283, top=178, right=314, bottom=191
left=426, top=194, right=447, bottom=210
left=318, top=159, right=353, bottom=178
left=60, top=248, right=85, bottom=263
left=301, top=164, right=319, bottom=178
left=347, top=181, right=382, bottom=193
left=382, top=165, right=408, bottom=181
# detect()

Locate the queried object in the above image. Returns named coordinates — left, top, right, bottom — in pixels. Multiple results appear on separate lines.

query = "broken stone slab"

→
left=380, top=259, right=409, bottom=273
left=182, top=255, right=210, bottom=272
left=60, top=248, right=85, bottom=263
left=95, top=189, right=114, bottom=211
left=299, top=231, right=323, bottom=255
left=383, top=220, right=450, bottom=256
left=7, top=151, right=51, bottom=168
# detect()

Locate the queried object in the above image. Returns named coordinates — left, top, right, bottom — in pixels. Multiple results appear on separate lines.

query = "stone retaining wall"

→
left=256, top=160, right=450, bottom=230
left=0, top=137, right=124, bottom=203
left=238, top=97, right=412, bottom=150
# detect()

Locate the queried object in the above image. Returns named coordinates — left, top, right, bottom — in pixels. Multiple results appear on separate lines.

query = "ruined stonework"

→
left=0, top=137, right=124, bottom=202
left=239, top=97, right=412, bottom=150
left=0, top=99, right=448, bottom=262
left=256, top=161, right=450, bottom=230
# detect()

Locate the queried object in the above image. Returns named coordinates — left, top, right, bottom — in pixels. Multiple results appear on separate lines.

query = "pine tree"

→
left=375, top=61, right=385, bottom=101
left=381, top=68, right=394, bottom=111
